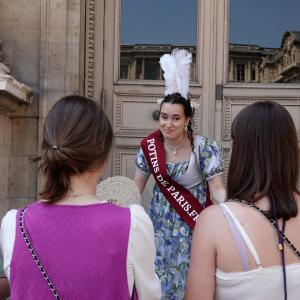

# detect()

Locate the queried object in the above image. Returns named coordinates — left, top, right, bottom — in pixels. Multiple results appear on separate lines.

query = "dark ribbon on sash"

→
left=141, top=130, right=212, bottom=229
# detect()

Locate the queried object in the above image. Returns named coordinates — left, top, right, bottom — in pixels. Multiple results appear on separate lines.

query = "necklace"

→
left=164, top=137, right=185, bottom=155
left=67, top=192, right=95, bottom=198
left=62, top=192, right=98, bottom=205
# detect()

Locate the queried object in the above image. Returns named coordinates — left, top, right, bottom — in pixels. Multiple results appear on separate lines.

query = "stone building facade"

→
left=120, top=31, right=300, bottom=83
left=0, top=0, right=300, bottom=219
left=0, top=0, right=83, bottom=219
left=0, top=40, right=33, bottom=218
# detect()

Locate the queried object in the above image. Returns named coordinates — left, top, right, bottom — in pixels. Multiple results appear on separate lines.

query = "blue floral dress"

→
left=135, top=136, right=223, bottom=300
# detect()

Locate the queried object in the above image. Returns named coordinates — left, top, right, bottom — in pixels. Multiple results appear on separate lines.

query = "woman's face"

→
left=159, top=103, right=190, bottom=140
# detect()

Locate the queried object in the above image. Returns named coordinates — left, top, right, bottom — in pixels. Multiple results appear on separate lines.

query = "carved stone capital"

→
left=0, top=62, right=10, bottom=75
left=0, top=75, right=33, bottom=115
left=0, top=41, right=33, bottom=115
left=0, top=41, right=10, bottom=75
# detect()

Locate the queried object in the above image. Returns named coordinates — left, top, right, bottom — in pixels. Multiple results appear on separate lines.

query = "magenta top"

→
left=10, top=202, right=131, bottom=299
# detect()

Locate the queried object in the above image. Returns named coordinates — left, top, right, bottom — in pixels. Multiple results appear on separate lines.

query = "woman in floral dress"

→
left=134, top=92, right=225, bottom=299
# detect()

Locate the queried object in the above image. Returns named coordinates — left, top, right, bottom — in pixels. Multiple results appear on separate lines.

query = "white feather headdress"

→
left=159, top=48, right=192, bottom=100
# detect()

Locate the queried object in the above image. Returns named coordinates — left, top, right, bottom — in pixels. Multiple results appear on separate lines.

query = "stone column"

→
left=247, top=61, right=251, bottom=82
left=229, top=59, right=234, bottom=81
left=130, top=59, right=136, bottom=80
left=38, top=0, right=84, bottom=191
left=255, top=61, right=259, bottom=83
left=141, top=58, right=145, bottom=79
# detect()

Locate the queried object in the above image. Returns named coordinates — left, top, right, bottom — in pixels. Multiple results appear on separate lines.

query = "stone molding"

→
left=114, top=146, right=138, bottom=176
left=223, top=96, right=300, bottom=140
left=114, top=94, right=159, bottom=137
left=221, top=147, right=230, bottom=186
left=222, top=96, right=300, bottom=184
left=114, top=93, right=200, bottom=137
left=0, top=42, right=33, bottom=115
left=86, top=0, right=96, bottom=99
left=0, top=75, right=32, bottom=103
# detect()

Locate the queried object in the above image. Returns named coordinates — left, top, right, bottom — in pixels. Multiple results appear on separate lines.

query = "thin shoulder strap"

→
left=19, top=207, right=62, bottom=300
left=220, top=203, right=262, bottom=268
left=219, top=204, right=250, bottom=271
left=232, top=199, right=300, bottom=259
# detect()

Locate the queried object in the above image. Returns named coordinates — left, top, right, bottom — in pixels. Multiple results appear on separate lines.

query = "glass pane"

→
left=120, top=0, right=198, bottom=80
left=229, top=0, right=300, bottom=83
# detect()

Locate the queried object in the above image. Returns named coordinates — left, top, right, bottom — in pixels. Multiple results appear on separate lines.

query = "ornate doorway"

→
left=85, top=0, right=300, bottom=207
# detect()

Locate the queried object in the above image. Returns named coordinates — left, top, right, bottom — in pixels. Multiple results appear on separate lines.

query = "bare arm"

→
left=185, top=207, right=217, bottom=300
left=208, top=174, right=226, bottom=204
left=133, top=168, right=150, bottom=193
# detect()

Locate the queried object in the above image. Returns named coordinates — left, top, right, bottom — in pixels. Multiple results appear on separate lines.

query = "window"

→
left=120, top=64, right=129, bottom=79
left=144, top=60, right=159, bottom=80
left=120, top=0, right=197, bottom=80
left=236, top=63, right=245, bottom=82
left=229, top=0, right=300, bottom=83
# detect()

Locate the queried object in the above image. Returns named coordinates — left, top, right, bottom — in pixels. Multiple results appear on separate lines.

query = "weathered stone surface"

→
left=0, top=157, right=9, bottom=198
left=0, top=0, right=41, bottom=94
left=0, top=115, right=10, bottom=219
left=0, top=0, right=82, bottom=218
left=8, top=156, right=38, bottom=200
left=0, top=114, right=10, bottom=156
left=10, top=117, right=38, bottom=156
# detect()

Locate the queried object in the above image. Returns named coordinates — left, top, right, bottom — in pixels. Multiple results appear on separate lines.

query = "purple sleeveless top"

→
left=10, top=202, right=131, bottom=300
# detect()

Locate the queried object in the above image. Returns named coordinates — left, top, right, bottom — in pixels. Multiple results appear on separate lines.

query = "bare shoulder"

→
left=198, top=204, right=222, bottom=220
left=195, top=204, right=224, bottom=233
left=222, top=200, right=259, bottom=215
left=192, top=204, right=227, bottom=251
left=195, top=202, right=250, bottom=232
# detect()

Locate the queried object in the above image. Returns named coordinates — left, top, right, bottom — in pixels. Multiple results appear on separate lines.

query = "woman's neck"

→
left=58, top=172, right=100, bottom=205
left=164, top=132, right=187, bottom=146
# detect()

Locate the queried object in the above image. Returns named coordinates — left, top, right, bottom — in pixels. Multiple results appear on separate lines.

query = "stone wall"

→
left=0, top=0, right=41, bottom=95
left=0, top=0, right=40, bottom=214
left=0, top=114, right=10, bottom=218
left=0, top=0, right=83, bottom=216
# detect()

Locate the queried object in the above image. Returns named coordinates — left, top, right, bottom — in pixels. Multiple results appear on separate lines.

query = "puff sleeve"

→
left=198, top=138, right=223, bottom=181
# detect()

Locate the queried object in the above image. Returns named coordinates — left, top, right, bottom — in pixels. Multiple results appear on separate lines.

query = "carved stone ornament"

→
left=284, top=35, right=293, bottom=52
left=0, top=62, right=10, bottom=75
left=0, top=40, right=33, bottom=114
left=0, top=41, right=10, bottom=75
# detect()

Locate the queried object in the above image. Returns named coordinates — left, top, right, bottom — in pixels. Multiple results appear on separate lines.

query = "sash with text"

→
left=141, top=130, right=211, bottom=229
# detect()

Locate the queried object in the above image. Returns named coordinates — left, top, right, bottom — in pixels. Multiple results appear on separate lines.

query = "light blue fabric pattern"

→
left=135, top=136, right=223, bottom=300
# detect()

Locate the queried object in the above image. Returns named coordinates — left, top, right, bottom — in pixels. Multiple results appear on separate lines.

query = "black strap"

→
left=279, top=221, right=287, bottom=300
left=270, top=198, right=287, bottom=300
left=231, top=199, right=300, bottom=259
left=232, top=198, right=300, bottom=300
left=19, top=207, right=62, bottom=300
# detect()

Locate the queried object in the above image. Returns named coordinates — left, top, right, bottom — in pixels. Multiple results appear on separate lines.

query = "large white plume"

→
left=159, top=48, right=192, bottom=100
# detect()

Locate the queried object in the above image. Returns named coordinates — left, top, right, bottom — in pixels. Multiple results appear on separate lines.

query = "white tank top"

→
left=215, top=204, right=300, bottom=300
